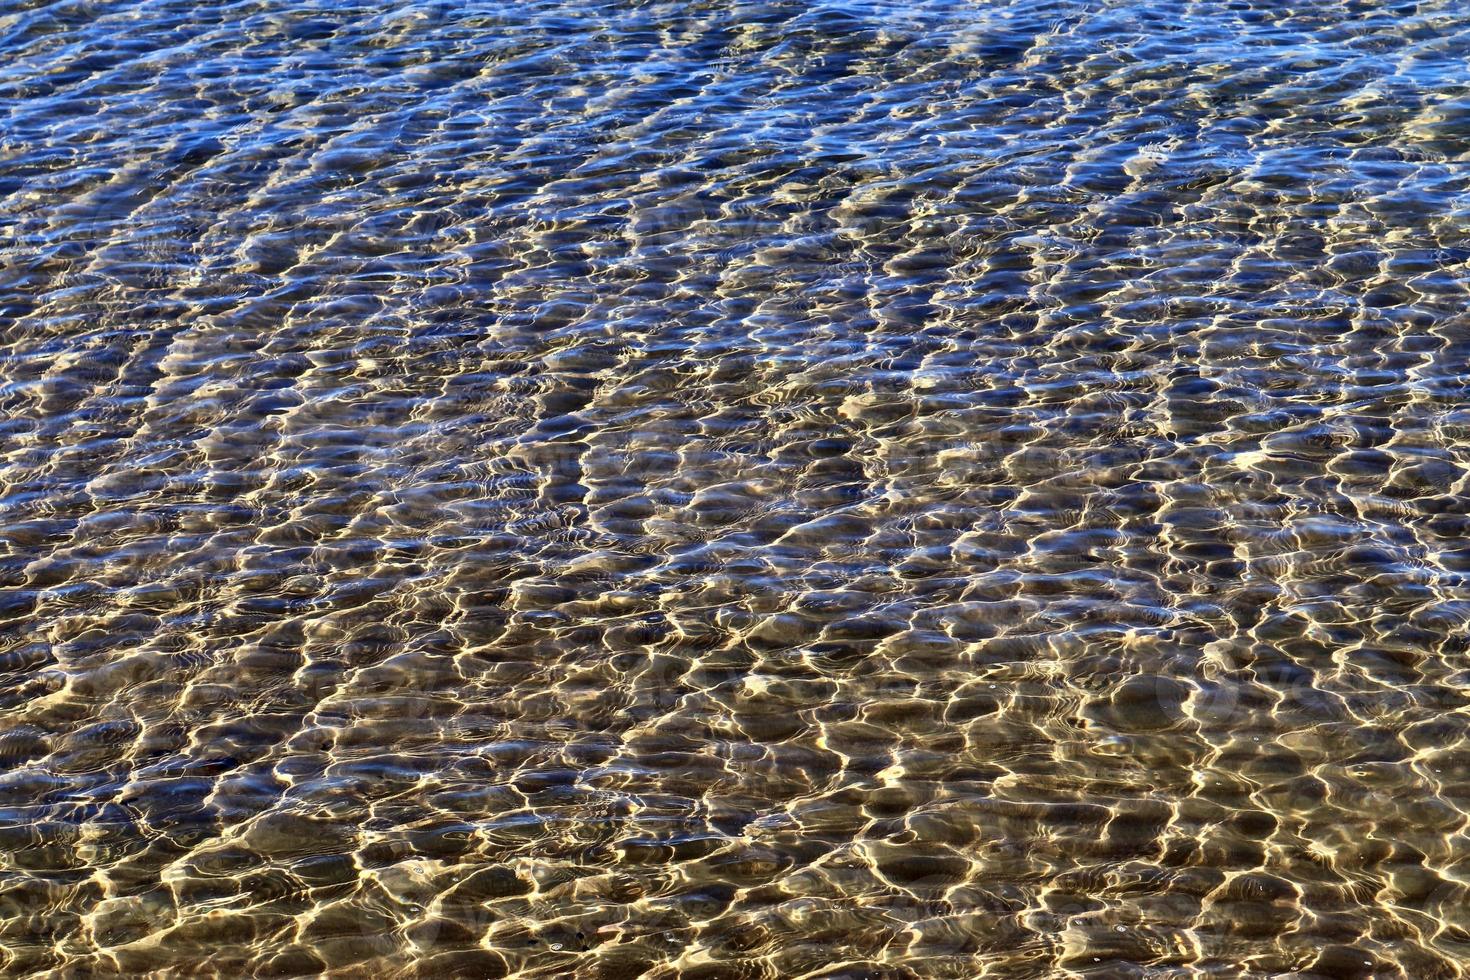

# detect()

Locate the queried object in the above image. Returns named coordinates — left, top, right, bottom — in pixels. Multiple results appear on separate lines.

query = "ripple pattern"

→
left=5, top=0, right=1470, bottom=977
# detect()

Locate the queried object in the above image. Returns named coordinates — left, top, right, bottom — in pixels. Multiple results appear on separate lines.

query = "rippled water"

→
left=5, top=0, right=1470, bottom=976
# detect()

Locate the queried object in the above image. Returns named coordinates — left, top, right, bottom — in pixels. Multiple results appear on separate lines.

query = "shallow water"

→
left=4, top=0, right=1470, bottom=976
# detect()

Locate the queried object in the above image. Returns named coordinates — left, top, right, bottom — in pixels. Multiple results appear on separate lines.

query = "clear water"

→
left=4, top=0, right=1470, bottom=976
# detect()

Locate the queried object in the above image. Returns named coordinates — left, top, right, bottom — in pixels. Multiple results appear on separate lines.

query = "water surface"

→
left=4, top=0, right=1470, bottom=976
